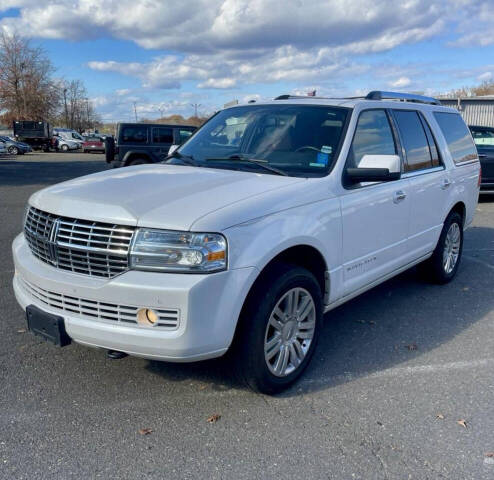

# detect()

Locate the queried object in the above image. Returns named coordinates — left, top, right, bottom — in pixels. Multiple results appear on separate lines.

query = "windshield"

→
left=175, top=104, right=349, bottom=177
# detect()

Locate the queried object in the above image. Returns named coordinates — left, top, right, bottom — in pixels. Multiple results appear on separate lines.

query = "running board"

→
left=323, top=253, right=432, bottom=313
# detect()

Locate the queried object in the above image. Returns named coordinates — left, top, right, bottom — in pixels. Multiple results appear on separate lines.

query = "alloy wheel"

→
left=264, top=287, right=316, bottom=377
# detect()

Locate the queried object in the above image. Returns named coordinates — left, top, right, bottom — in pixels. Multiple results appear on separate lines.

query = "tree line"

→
left=0, top=32, right=100, bottom=132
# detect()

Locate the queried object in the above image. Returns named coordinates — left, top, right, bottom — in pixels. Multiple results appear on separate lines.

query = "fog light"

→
left=137, top=308, right=158, bottom=326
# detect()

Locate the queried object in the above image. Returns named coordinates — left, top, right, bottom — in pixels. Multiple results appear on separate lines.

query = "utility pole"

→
left=190, top=103, right=201, bottom=118
left=133, top=102, right=138, bottom=122
left=158, top=105, right=165, bottom=120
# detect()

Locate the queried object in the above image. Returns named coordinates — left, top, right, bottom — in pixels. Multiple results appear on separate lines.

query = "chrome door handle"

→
left=393, top=190, right=407, bottom=203
left=441, top=178, right=451, bottom=189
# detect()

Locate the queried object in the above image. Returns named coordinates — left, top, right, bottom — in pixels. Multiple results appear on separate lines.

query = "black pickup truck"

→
left=105, top=122, right=197, bottom=167
left=13, top=120, right=52, bottom=151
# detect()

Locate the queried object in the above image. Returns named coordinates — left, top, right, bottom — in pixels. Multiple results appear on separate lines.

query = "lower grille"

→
left=20, top=278, right=180, bottom=330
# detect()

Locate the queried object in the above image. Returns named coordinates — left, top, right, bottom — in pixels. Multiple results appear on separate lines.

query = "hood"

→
left=29, top=164, right=305, bottom=231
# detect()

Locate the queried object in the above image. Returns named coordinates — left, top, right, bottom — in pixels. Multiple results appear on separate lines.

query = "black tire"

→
left=61, top=144, right=69, bottom=152
left=105, top=137, right=115, bottom=163
left=127, top=158, right=147, bottom=166
left=421, top=211, right=463, bottom=284
left=233, top=263, right=323, bottom=394
left=8, top=146, right=19, bottom=155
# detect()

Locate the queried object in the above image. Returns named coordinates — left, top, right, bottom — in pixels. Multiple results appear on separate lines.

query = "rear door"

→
left=151, top=126, right=174, bottom=161
left=390, top=109, right=448, bottom=259
left=471, top=126, right=494, bottom=190
left=340, top=109, right=411, bottom=295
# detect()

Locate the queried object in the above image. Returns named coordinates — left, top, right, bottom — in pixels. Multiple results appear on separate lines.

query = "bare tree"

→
left=0, top=32, right=59, bottom=123
left=56, top=79, right=100, bottom=131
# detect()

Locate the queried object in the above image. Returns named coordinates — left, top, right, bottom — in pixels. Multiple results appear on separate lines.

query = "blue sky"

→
left=1, top=1, right=493, bottom=122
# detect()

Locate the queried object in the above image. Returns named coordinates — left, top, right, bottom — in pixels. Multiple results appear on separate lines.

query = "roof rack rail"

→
left=365, top=91, right=441, bottom=106
left=274, top=94, right=331, bottom=100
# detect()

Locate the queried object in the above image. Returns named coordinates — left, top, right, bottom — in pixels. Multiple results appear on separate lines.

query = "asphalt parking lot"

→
left=1, top=152, right=493, bottom=480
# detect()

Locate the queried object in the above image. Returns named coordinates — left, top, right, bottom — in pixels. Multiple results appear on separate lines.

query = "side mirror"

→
left=346, top=154, right=401, bottom=183
left=168, top=144, right=179, bottom=155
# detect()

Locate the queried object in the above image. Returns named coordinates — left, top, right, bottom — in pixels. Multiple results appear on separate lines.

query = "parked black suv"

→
left=469, top=125, right=494, bottom=194
left=106, top=123, right=197, bottom=167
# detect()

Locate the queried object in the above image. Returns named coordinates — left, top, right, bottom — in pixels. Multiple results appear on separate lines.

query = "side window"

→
left=178, top=129, right=194, bottom=144
left=433, top=112, right=477, bottom=164
left=393, top=110, right=432, bottom=172
left=418, top=113, right=441, bottom=167
left=121, top=126, right=148, bottom=144
left=347, top=109, right=396, bottom=168
left=152, top=127, right=173, bottom=144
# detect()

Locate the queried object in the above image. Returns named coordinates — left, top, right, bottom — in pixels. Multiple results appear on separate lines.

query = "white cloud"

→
left=115, top=88, right=131, bottom=96
left=0, top=0, right=451, bottom=54
left=389, top=76, right=412, bottom=88
left=478, top=71, right=492, bottom=82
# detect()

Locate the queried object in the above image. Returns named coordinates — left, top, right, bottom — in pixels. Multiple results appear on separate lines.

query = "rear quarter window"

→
left=121, top=126, right=148, bottom=144
left=433, top=112, right=477, bottom=164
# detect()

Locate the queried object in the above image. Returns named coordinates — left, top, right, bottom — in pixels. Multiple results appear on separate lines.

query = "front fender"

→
left=224, top=198, right=342, bottom=303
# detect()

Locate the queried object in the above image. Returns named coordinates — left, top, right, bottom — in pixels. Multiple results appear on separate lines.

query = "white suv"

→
left=12, top=91, right=480, bottom=393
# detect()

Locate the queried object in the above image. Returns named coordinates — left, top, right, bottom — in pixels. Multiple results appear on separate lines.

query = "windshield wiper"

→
left=205, top=155, right=288, bottom=176
left=164, top=150, right=198, bottom=167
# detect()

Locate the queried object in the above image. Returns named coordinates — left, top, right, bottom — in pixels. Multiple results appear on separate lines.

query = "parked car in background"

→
left=53, top=128, right=85, bottom=148
left=13, top=120, right=52, bottom=151
left=13, top=91, right=480, bottom=393
left=469, top=125, right=494, bottom=194
left=82, top=136, right=105, bottom=153
left=105, top=123, right=196, bottom=167
left=0, top=136, right=32, bottom=155
left=55, top=135, right=80, bottom=152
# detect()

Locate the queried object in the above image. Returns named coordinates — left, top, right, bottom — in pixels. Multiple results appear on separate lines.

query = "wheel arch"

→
left=449, top=201, right=466, bottom=226
left=122, top=151, right=152, bottom=166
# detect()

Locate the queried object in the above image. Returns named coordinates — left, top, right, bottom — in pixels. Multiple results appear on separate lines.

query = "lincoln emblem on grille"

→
left=47, top=218, right=61, bottom=265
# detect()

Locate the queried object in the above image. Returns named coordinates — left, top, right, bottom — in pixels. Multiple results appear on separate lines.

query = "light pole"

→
left=133, top=102, right=138, bottom=122
left=191, top=103, right=201, bottom=118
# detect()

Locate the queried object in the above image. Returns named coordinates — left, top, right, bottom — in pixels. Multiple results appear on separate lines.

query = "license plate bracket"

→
left=26, top=305, right=71, bottom=347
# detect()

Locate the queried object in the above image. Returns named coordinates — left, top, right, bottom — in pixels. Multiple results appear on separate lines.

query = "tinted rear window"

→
left=121, top=126, right=147, bottom=143
left=433, top=113, right=477, bottom=164
left=152, top=127, right=173, bottom=144
left=393, top=110, right=432, bottom=172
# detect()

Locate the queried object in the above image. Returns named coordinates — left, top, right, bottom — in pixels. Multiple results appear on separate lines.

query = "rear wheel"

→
left=421, top=211, right=463, bottom=284
left=8, top=146, right=19, bottom=155
left=234, top=263, right=323, bottom=394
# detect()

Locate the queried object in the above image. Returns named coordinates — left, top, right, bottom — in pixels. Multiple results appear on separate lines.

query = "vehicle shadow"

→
left=0, top=159, right=108, bottom=186
left=145, top=225, right=494, bottom=396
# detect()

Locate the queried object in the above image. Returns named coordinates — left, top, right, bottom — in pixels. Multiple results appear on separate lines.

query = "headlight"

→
left=129, top=229, right=227, bottom=273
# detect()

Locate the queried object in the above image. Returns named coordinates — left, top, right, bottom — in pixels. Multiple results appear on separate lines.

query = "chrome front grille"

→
left=20, top=278, right=180, bottom=329
left=24, top=206, right=135, bottom=278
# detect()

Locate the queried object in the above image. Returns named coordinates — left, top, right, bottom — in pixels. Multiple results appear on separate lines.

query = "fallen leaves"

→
left=457, top=419, right=468, bottom=428
left=405, top=343, right=418, bottom=351
left=17, top=328, right=26, bottom=334
left=206, top=413, right=221, bottom=423
left=436, top=414, right=444, bottom=420
left=485, top=452, right=494, bottom=458
left=138, top=428, right=153, bottom=435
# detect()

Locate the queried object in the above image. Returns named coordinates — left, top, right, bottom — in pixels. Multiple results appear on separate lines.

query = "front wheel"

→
left=61, top=144, right=69, bottom=152
left=8, top=146, right=19, bottom=155
left=421, top=211, right=463, bottom=284
left=234, top=264, right=323, bottom=394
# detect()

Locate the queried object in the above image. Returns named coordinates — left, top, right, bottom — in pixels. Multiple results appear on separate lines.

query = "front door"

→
left=341, top=109, right=411, bottom=296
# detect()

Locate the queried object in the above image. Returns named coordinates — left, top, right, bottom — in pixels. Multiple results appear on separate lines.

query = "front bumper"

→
left=12, top=233, right=257, bottom=361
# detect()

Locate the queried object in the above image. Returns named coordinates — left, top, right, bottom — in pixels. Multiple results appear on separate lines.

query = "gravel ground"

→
left=1, top=152, right=494, bottom=479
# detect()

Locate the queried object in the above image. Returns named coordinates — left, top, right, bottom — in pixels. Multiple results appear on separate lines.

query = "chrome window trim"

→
left=401, top=166, right=445, bottom=178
